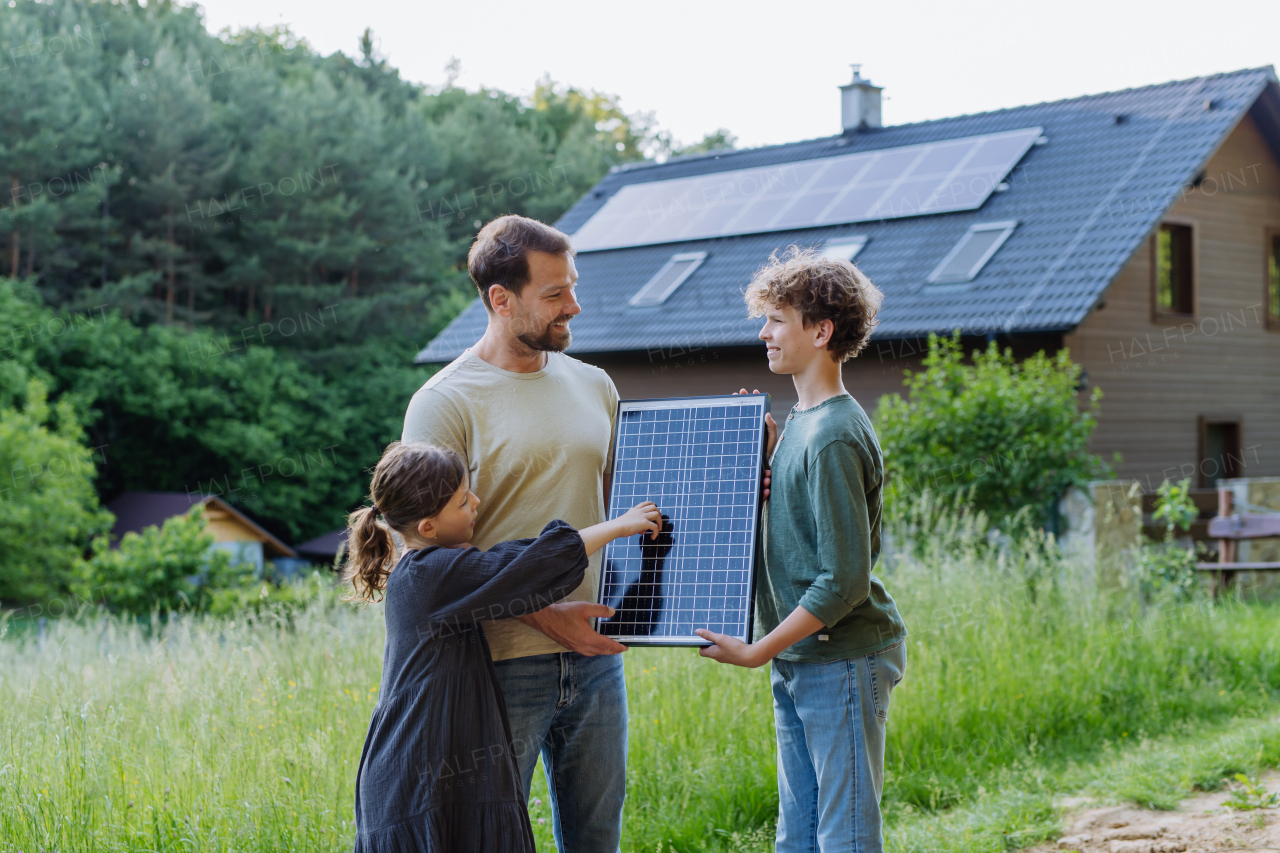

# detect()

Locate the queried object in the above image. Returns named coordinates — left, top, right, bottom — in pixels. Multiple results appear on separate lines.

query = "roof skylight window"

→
left=928, top=221, right=1017, bottom=284
left=820, top=237, right=868, bottom=262
left=628, top=252, right=706, bottom=307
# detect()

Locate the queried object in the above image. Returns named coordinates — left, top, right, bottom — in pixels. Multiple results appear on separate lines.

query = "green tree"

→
left=0, top=377, right=111, bottom=604
left=873, top=333, right=1111, bottom=526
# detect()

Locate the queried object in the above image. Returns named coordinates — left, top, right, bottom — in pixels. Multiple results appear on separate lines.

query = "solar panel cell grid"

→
left=597, top=395, right=768, bottom=646
left=570, top=127, right=1043, bottom=252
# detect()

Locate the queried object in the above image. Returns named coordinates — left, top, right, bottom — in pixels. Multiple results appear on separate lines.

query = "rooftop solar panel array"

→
left=597, top=395, right=768, bottom=646
left=571, top=127, right=1043, bottom=252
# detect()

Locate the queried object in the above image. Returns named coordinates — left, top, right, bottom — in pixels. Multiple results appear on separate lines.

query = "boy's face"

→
left=758, top=302, right=834, bottom=375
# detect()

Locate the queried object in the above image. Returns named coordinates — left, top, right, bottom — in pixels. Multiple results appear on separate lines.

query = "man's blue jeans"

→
left=493, top=652, right=627, bottom=853
left=771, top=640, right=907, bottom=853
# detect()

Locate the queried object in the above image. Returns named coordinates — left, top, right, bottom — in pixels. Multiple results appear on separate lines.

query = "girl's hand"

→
left=617, top=501, right=662, bottom=540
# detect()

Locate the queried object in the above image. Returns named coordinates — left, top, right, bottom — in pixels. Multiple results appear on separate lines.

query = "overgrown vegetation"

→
left=3, top=507, right=1277, bottom=852
left=874, top=333, right=1112, bottom=526
left=1134, top=478, right=1202, bottom=602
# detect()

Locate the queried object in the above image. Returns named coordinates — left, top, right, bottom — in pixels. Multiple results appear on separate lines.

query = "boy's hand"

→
left=694, top=629, right=769, bottom=668
left=617, top=501, right=661, bottom=540
left=734, top=388, right=776, bottom=496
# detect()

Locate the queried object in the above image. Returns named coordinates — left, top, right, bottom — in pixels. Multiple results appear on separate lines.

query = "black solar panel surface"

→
left=597, top=395, right=768, bottom=646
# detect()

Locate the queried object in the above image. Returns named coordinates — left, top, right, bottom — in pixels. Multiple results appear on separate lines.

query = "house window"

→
left=1199, top=417, right=1243, bottom=488
left=628, top=252, right=706, bottom=307
left=1268, top=229, right=1280, bottom=329
left=1154, top=223, right=1193, bottom=315
left=927, top=221, right=1017, bottom=284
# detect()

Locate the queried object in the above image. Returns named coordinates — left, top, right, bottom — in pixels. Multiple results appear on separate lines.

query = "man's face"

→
left=758, top=302, right=831, bottom=374
left=506, top=250, right=581, bottom=353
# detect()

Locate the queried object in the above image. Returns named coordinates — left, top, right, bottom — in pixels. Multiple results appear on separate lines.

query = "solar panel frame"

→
left=570, top=127, right=1043, bottom=252
left=595, top=394, right=770, bottom=647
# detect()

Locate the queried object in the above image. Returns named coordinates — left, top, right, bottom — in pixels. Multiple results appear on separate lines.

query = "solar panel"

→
left=571, top=127, right=1042, bottom=252
left=596, top=394, right=769, bottom=646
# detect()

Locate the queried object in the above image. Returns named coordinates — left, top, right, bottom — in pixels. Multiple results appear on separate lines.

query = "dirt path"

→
left=1028, top=772, right=1280, bottom=853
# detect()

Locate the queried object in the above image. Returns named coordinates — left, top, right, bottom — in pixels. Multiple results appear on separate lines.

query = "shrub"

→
left=1135, top=477, right=1201, bottom=601
left=0, top=378, right=112, bottom=603
left=874, top=332, right=1111, bottom=526
left=78, top=509, right=251, bottom=614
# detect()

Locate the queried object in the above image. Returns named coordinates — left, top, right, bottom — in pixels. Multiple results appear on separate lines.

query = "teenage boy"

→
left=695, top=246, right=908, bottom=853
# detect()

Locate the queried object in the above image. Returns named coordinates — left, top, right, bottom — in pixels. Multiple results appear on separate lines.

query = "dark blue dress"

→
left=353, top=520, right=588, bottom=852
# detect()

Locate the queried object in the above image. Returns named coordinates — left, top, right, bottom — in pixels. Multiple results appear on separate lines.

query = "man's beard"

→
left=516, top=315, right=572, bottom=352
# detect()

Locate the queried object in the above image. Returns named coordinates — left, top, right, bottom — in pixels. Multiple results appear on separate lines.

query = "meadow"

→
left=3, top=510, right=1279, bottom=853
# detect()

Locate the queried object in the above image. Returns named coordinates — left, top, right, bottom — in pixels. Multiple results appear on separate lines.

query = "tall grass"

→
left=2, top=505, right=1278, bottom=852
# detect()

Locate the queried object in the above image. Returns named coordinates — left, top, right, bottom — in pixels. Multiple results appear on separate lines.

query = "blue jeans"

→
left=771, top=640, right=907, bottom=853
left=493, top=652, right=627, bottom=853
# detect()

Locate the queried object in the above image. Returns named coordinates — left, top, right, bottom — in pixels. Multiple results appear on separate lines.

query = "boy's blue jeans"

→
left=493, top=651, right=627, bottom=853
left=771, top=640, right=907, bottom=853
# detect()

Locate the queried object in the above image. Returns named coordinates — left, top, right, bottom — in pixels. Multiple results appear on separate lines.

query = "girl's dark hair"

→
left=343, top=442, right=468, bottom=603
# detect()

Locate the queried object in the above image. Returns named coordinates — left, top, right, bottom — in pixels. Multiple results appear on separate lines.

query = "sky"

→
left=197, top=0, right=1280, bottom=150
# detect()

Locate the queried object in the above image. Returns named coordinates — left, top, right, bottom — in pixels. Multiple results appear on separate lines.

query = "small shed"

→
left=106, top=491, right=296, bottom=574
left=294, top=528, right=349, bottom=567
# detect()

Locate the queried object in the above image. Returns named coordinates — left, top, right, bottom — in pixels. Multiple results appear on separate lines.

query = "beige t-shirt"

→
left=402, top=348, right=618, bottom=661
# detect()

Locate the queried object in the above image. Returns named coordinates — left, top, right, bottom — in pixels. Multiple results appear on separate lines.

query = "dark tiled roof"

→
left=417, top=68, right=1280, bottom=362
left=294, top=527, right=348, bottom=559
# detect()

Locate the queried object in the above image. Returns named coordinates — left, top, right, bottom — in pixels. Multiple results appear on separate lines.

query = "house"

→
left=416, top=67, right=1280, bottom=493
left=106, top=491, right=296, bottom=574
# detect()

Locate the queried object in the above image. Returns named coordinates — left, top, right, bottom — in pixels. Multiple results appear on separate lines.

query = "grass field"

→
left=3, top=513, right=1278, bottom=852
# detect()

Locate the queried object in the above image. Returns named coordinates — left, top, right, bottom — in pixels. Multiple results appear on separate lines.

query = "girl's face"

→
left=418, top=476, right=480, bottom=547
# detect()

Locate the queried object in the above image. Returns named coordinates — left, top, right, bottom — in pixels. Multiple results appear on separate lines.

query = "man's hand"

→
left=734, top=387, right=777, bottom=498
left=518, top=601, right=628, bottom=656
left=694, top=629, right=768, bottom=668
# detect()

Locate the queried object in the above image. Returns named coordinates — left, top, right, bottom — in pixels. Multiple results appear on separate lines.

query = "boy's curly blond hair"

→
left=743, top=245, right=884, bottom=362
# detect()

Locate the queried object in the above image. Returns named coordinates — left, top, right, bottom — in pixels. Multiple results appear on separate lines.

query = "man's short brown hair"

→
left=744, top=245, right=884, bottom=362
left=468, top=215, right=575, bottom=310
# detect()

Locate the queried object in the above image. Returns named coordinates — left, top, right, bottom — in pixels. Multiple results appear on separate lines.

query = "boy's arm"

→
left=796, top=440, right=872, bottom=628
left=696, top=605, right=824, bottom=668
left=696, top=440, right=871, bottom=668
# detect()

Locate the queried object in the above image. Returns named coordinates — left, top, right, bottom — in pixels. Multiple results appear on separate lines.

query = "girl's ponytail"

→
left=342, top=441, right=468, bottom=604
left=343, top=505, right=398, bottom=602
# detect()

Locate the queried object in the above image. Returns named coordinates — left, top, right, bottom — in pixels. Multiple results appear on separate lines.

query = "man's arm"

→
left=517, top=602, right=627, bottom=656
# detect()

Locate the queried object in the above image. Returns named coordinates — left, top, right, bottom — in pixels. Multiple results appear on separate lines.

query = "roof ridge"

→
left=612, top=66, right=1275, bottom=175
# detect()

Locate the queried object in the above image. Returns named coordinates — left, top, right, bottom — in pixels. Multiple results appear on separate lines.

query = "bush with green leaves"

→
left=873, top=333, right=1111, bottom=526
left=1135, top=477, right=1202, bottom=601
left=0, top=378, right=112, bottom=604
left=78, top=509, right=252, bottom=614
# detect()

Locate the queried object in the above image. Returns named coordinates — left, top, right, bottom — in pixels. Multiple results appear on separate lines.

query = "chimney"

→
left=840, top=64, right=882, bottom=132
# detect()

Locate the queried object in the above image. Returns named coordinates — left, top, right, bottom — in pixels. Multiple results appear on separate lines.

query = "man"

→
left=402, top=214, right=628, bottom=853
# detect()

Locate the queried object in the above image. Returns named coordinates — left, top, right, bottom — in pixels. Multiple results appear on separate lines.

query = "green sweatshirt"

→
left=754, top=393, right=907, bottom=662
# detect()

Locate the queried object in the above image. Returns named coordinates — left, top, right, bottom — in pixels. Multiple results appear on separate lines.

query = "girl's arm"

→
left=578, top=501, right=661, bottom=556
left=413, top=520, right=589, bottom=629
left=412, top=504, right=656, bottom=630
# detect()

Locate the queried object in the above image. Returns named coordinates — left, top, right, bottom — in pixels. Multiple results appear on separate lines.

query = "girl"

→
left=345, top=441, right=660, bottom=852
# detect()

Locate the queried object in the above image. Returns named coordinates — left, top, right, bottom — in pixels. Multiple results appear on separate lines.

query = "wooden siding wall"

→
left=1064, top=113, right=1280, bottom=489
left=580, top=343, right=926, bottom=421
